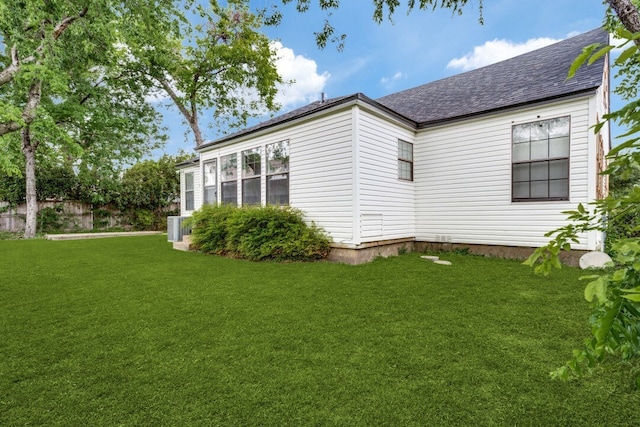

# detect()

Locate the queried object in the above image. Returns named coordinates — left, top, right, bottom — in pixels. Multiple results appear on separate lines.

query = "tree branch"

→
left=155, top=75, right=204, bottom=146
left=0, top=6, right=89, bottom=88
left=52, top=6, right=89, bottom=40
left=157, top=77, right=192, bottom=123
left=0, top=121, right=23, bottom=137
left=607, top=0, right=640, bottom=45
left=23, top=80, right=43, bottom=125
left=0, top=80, right=42, bottom=137
left=0, top=46, right=20, bottom=86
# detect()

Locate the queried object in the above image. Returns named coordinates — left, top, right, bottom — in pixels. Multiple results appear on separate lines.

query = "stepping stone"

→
left=434, top=260, right=452, bottom=266
left=421, top=255, right=439, bottom=261
left=579, top=251, right=613, bottom=269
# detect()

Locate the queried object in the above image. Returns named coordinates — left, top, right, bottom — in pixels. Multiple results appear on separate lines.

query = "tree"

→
left=0, top=1, right=178, bottom=237
left=1, top=1, right=284, bottom=238
left=129, top=0, right=282, bottom=147
left=117, top=153, right=191, bottom=229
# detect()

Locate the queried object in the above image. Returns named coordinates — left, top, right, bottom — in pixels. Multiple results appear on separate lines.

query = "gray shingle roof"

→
left=376, top=28, right=608, bottom=126
left=199, top=28, right=607, bottom=150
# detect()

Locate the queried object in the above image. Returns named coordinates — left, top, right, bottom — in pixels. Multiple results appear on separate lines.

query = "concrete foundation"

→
left=171, top=235, right=587, bottom=267
left=329, top=239, right=587, bottom=267
left=327, top=238, right=414, bottom=264
left=413, top=241, right=586, bottom=267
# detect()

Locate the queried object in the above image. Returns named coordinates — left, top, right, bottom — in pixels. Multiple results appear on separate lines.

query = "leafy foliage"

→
left=130, top=0, right=282, bottom=147
left=188, top=204, right=331, bottom=261
left=115, top=154, right=189, bottom=230
left=36, top=204, right=66, bottom=233
left=525, top=25, right=640, bottom=379
left=117, top=154, right=188, bottom=212
left=269, top=0, right=483, bottom=49
left=0, top=161, right=82, bottom=206
left=1, top=0, right=282, bottom=237
left=186, top=203, right=236, bottom=255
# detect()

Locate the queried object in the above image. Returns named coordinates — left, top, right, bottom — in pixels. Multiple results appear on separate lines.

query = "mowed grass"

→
left=1, top=236, right=638, bottom=426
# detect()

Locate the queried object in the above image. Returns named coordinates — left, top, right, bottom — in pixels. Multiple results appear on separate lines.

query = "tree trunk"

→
left=607, top=0, right=640, bottom=45
left=0, top=79, right=42, bottom=137
left=190, top=113, right=204, bottom=147
left=157, top=77, right=205, bottom=147
left=21, top=126, right=38, bottom=238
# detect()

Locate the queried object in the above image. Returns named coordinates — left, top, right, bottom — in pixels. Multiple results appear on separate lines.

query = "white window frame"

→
left=242, top=147, right=262, bottom=206
left=220, top=153, right=238, bottom=206
left=203, top=159, right=217, bottom=205
left=398, top=140, right=413, bottom=181
left=184, top=172, right=194, bottom=211
left=266, top=140, right=290, bottom=205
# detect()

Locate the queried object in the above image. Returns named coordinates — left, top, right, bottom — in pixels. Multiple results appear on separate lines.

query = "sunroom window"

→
left=242, top=147, right=261, bottom=206
left=266, top=140, right=289, bottom=205
left=203, top=159, right=217, bottom=205
left=220, top=153, right=238, bottom=205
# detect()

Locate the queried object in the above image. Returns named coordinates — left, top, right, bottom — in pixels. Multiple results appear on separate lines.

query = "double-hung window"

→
left=242, top=147, right=261, bottom=205
left=512, top=116, right=570, bottom=201
left=220, top=153, right=238, bottom=205
left=398, top=140, right=413, bottom=181
left=184, top=172, right=194, bottom=211
left=203, top=160, right=217, bottom=205
left=266, top=140, right=289, bottom=205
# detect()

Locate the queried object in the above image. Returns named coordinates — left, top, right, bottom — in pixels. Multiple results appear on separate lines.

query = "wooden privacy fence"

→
left=1, top=201, right=96, bottom=232
left=0, top=201, right=179, bottom=233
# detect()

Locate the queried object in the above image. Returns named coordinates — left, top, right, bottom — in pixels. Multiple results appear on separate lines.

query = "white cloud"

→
left=143, top=42, right=329, bottom=109
left=272, top=41, right=330, bottom=108
left=610, top=33, right=629, bottom=56
left=380, top=71, right=406, bottom=84
left=447, top=37, right=562, bottom=71
left=380, top=71, right=407, bottom=90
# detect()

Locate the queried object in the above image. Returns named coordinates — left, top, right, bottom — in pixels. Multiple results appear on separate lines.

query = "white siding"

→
left=415, top=97, right=598, bottom=250
left=196, top=108, right=356, bottom=244
left=357, top=107, right=416, bottom=242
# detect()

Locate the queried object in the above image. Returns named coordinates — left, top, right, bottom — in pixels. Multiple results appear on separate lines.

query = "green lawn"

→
left=1, top=235, right=638, bottom=426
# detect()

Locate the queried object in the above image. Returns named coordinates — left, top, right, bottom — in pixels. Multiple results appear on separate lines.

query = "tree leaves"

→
left=529, top=18, right=640, bottom=381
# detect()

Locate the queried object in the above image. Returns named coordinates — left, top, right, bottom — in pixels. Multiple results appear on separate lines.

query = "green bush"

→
left=37, top=204, right=65, bottom=232
left=187, top=204, right=330, bottom=262
left=186, top=204, right=236, bottom=255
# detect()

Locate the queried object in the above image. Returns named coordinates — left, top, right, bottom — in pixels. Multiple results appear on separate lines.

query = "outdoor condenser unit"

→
left=167, top=216, right=191, bottom=242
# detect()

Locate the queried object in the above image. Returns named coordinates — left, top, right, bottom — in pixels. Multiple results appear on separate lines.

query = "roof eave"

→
left=175, top=158, right=200, bottom=169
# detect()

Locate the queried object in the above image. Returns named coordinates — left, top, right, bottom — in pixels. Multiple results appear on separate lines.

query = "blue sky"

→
left=156, top=0, right=613, bottom=156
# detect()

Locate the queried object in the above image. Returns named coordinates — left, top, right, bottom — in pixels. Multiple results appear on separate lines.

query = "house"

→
left=175, top=28, right=610, bottom=264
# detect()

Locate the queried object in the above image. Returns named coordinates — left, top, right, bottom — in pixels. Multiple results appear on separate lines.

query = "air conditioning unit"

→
left=167, top=216, right=192, bottom=242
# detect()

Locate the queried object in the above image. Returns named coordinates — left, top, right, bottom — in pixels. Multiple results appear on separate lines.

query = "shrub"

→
left=37, top=204, right=65, bottom=232
left=187, top=204, right=330, bottom=262
left=186, top=204, right=236, bottom=255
